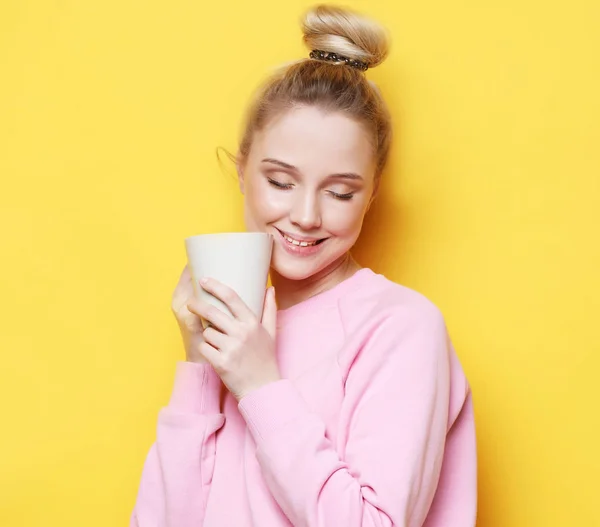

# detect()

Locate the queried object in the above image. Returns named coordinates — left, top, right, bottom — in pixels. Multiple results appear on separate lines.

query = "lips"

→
left=276, top=228, right=327, bottom=246
left=274, top=228, right=329, bottom=256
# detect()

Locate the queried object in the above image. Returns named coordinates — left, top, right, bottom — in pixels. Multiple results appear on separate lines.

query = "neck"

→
left=270, top=253, right=362, bottom=311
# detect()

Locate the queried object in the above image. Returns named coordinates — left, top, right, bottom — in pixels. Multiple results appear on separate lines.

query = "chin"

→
left=270, top=260, right=319, bottom=281
left=269, top=245, right=348, bottom=282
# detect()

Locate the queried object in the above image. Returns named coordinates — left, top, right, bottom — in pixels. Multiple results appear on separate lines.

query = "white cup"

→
left=184, top=232, right=273, bottom=328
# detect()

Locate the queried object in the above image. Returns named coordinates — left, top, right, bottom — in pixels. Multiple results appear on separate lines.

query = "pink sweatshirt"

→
left=130, top=268, right=477, bottom=526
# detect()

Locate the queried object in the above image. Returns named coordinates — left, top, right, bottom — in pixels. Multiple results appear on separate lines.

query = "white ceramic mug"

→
left=184, top=232, right=273, bottom=327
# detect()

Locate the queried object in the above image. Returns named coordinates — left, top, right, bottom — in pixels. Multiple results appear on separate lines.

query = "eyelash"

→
left=331, top=191, right=355, bottom=201
left=267, top=178, right=292, bottom=190
left=267, top=178, right=355, bottom=201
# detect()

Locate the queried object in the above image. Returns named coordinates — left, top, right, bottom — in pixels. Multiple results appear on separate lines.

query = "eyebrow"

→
left=261, top=158, right=364, bottom=181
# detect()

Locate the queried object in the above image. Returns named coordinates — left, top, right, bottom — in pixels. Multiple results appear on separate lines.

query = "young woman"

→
left=130, top=5, right=477, bottom=526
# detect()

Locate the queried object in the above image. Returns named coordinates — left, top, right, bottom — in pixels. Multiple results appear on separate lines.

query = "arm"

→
left=130, top=361, right=225, bottom=527
left=238, top=310, right=462, bottom=527
left=423, top=388, right=477, bottom=526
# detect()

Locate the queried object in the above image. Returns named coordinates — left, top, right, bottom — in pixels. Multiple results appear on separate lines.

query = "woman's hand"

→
left=171, top=265, right=209, bottom=364
left=186, top=278, right=280, bottom=401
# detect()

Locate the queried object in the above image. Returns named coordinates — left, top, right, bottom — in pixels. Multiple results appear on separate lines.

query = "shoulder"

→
left=335, top=269, right=453, bottom=377
left=337, top=268, right=446, bottom=336
left=336, top=269, right=471, bottom=419
left=337, top=269, right=470, bottom=404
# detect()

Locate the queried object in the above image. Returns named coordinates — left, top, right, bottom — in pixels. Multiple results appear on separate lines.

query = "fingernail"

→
left=200, top=278, right=208, bottom=285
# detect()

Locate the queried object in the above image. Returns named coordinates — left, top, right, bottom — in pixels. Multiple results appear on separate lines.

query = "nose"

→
left=289, top=188, right=322, bottom=231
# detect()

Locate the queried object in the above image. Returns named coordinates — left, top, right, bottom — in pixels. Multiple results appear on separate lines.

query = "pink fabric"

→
left=130, top=268, right=477, bottom=526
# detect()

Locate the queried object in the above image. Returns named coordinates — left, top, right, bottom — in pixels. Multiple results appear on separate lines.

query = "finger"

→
left=202, top=326, right=229, bottom=351
left=181, top=264, right=191, bottom=282
left=187, top=298, right=235, bottom=334
left=197, top=341, right=222, bottom=370
left=177, top=265, right=192, bottom=290
left=172, top=265, right=193, bottom=309
left=177, top=307, right=204, bottom=333
left=261, top=287, right=277, bottom=340
left=199, top=278, right=254, bottom=322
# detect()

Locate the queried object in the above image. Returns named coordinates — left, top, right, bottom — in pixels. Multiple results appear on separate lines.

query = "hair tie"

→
left=309, top=49, right=369, bottom=71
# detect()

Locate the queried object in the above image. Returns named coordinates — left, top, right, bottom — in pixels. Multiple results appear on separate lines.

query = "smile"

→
left=275, top=228, right=328, bottom=255
left=281, top=233, right=324, bottom=247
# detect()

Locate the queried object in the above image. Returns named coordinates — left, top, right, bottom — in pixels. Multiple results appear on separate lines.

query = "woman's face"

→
left=239, top=105, right=377, bottom=281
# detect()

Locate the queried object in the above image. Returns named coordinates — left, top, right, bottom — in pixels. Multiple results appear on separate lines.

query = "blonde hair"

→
left=238, top=4, right=392, bottom=183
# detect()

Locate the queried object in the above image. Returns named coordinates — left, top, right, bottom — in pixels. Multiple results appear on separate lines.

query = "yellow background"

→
left=1, top=0, right=598, bottom=525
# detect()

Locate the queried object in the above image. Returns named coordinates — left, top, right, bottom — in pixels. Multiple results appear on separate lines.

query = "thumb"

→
left=261, top=286, right=277, bottom=340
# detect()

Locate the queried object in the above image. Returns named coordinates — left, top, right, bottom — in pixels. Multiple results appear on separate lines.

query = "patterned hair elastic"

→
left=309, top=49, right=369, bottom=71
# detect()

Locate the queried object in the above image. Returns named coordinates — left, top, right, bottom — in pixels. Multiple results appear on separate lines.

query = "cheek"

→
left=324, top=200, right=369, bottom=236
left=245, top=179, right=288, bottom=221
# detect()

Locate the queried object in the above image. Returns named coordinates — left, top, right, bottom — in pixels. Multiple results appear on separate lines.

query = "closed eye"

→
left=329, top=191, right=355, bottom=201
left=267, top=178, right=293, bottom=190
left=269, top=177, right=354, bottom=200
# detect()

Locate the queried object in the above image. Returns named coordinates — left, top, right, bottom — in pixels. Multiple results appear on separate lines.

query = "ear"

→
left=237, top=161, right=245, bottom=195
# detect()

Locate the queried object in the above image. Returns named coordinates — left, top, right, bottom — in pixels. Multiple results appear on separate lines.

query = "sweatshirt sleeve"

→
left=238, top=309, right=466, bottom=527
left=130, top=361, right=225, bottom=527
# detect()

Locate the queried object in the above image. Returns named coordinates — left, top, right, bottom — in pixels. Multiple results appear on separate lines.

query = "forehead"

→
left=251, top=106, right=375, bottom=177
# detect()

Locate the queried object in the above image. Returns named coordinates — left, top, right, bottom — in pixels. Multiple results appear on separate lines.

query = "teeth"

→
left=282, top=233, right=319, bottom=247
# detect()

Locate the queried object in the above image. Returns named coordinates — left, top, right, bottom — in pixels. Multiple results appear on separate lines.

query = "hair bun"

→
left=301, top=5, right=389, bottom=69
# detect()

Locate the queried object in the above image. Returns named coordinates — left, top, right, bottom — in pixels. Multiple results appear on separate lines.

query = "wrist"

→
left=186, top=356, right=209, bottom=365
